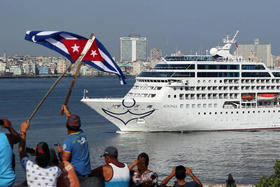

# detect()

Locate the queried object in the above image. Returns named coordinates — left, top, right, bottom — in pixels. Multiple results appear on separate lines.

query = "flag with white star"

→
left=25, top=31, right=126, bottom=84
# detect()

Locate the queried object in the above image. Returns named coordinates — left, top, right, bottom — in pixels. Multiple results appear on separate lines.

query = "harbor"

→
left=1, top=77, right=279, bottom=185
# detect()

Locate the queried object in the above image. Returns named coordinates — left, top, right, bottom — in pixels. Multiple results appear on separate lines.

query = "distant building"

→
left=0, top=62, right=6, bottom=75
left=150, top=48, right=162, bottom=61
left=31, top=62, right=39, bottom=75
left=10, top=65, right=23, bottom=75
left=120, top=35, right=147, bottom=62
left=234, top=38, right=273, bottom=68
left=39, top=66, right=50, bottom=75
left=57, top=59, right=69, bottom=74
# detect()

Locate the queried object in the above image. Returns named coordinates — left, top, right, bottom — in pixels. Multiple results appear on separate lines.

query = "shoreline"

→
left=0, top=75, right=133, bottom=79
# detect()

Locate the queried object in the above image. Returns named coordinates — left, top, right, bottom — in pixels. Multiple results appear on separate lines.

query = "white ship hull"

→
left=81, top=97, right=280, bottom=132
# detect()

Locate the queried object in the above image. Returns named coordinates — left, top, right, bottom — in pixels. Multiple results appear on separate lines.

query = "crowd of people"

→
left=0, top=105, right=203, bottom=187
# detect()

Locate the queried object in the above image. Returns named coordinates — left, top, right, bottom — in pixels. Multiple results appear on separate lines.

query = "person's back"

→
left=63, top=129, right=91, bottom=176
left=58, top=106, right=91, bottom=177
left=0, top=133, right=15, bottom=187
left=105, top=162, right=130, bottom=187
left=24, top=159, right=61, bottom=187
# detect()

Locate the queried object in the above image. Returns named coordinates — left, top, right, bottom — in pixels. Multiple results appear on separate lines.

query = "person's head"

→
left=49, top=148, right=59, bottom=166
left=35, top=142, right=50, bottom=168
left=226, top=173, right=235, bottom=185
left=66, top=114, right=81, bottom=132
left=102, top=146, right=118, bottom=163
left=175, top=165, right=186, bottom=180
left=137, top=152, right=149, bottom=172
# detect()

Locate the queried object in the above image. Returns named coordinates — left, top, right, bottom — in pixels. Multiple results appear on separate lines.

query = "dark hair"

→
left=49, top=148, right=59, bottom=166
left=66, top=114, right=81, bottom=132
left=35, top=142, right=50, bottom=168
left=66, top=124, right=80, bottom=131
left=137, top=152, right=149, bottom=167
left=175, top=165, right=186, bottom=180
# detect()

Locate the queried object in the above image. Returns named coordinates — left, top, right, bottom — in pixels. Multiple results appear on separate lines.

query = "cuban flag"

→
left=25, top=31, right=126, bottom=84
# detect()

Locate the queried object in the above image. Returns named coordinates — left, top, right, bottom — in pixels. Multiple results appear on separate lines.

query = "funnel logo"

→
left=102, top=99, right=155, bottom=125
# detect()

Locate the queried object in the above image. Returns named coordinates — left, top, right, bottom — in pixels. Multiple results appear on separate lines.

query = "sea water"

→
left=0, top=77, right=279, bottom=185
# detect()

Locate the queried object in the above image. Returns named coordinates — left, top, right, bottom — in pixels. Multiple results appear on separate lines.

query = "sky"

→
left=1, top=0, right=280, bottom=60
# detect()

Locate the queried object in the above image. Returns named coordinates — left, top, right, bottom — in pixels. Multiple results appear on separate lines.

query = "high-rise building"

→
left=120, top=35, right=147, bottom=62
left=234, top=38, right=273, bottom=68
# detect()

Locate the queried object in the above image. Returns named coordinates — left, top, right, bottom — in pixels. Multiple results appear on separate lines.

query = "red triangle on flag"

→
left=62, top=39, right=88, bottom=62
left=83, top=40, right=104, bottom=62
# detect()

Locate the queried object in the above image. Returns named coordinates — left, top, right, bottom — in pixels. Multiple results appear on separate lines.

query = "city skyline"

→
left=1, top=0, right=280, bottom=59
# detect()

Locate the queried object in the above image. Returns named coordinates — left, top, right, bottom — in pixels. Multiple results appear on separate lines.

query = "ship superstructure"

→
left=82, top=31, right=280, bottom=132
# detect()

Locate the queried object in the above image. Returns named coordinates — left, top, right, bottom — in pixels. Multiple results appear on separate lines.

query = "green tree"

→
left=256, top=160, right=280, bottom=187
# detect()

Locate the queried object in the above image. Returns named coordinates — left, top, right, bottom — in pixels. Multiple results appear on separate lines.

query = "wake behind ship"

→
left=81, top=31, right=280, bottom=132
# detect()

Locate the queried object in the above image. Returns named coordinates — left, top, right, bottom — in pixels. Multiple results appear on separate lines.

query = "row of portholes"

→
left=197, top=110, right=280, bottom=115
left=197, top=79, right=239, bottom=84
left=181, top=103, right=218, bottom=109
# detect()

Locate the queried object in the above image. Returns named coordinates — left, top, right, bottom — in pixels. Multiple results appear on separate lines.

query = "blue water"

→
left=1, top=77, right=280, bottom=185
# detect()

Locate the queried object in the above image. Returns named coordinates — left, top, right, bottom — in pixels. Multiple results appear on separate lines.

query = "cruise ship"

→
left=81, top=31, right=280, bottom=132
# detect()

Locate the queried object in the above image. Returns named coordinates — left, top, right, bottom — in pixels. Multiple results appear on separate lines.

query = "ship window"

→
left=198, top=104, right=201, bottom=108
left=214, top=103, right=217, bottom=108
left=180, top=104, right=184, bottom=108
left=198, top=72, right=239, bottom=77
left=153, top=64, right=195, bottom=70
left=186, top=104, right=190, bottom=108
left=272, top=72, right=280, bottom=77
left=168, top=95, right=171, bottom=98
left=138, top=72, right=195, bottom=78
left=197, top=64, right=239, bottom=70
left=174, top=95, right=176, bottom=98
left=203, top=104, right=207, bottom=108
left=242, top=72, right=270, bottom=77
left=242, top=65, right=265, bottom=70
left=192, top=104, right=195, bottom=108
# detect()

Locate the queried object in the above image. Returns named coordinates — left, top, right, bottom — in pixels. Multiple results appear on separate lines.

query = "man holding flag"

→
left=24, top=31, right=125, bottom=185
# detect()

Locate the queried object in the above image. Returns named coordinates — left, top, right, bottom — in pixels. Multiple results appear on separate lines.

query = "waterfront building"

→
left=39, top=66, right=50, bottom=75
left=234, top=38, right=273, bottom=68
left=120, top=35, right=147, bottom=62
left=56, top=59, right=69, bottom=74
left=31, top=62, right=38, bottom=75
left=50, top=63, right=57, bottom=74
left=10, top=65, right=23, bottom=75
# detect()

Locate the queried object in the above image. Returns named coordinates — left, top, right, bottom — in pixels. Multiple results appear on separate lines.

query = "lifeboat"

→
left=241, top=95, right=255, bottom=100
left=257, top=93, right=277, bottom=101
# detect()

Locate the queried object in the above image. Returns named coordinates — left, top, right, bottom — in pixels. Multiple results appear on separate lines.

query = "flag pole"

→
left=61, top=33, right=95, bottom=112
left=27, top=62, right=72, bottom=121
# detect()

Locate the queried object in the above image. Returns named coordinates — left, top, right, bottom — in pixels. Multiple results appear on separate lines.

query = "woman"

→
left=129, top=152, right=158, bottom=187
left=18, top=121, right=61, bottom=187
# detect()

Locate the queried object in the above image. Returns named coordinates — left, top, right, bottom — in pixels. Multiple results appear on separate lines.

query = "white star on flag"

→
left=71, top=44, right=80, bottom=53
left=90, top=50, right=97, bottom=57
